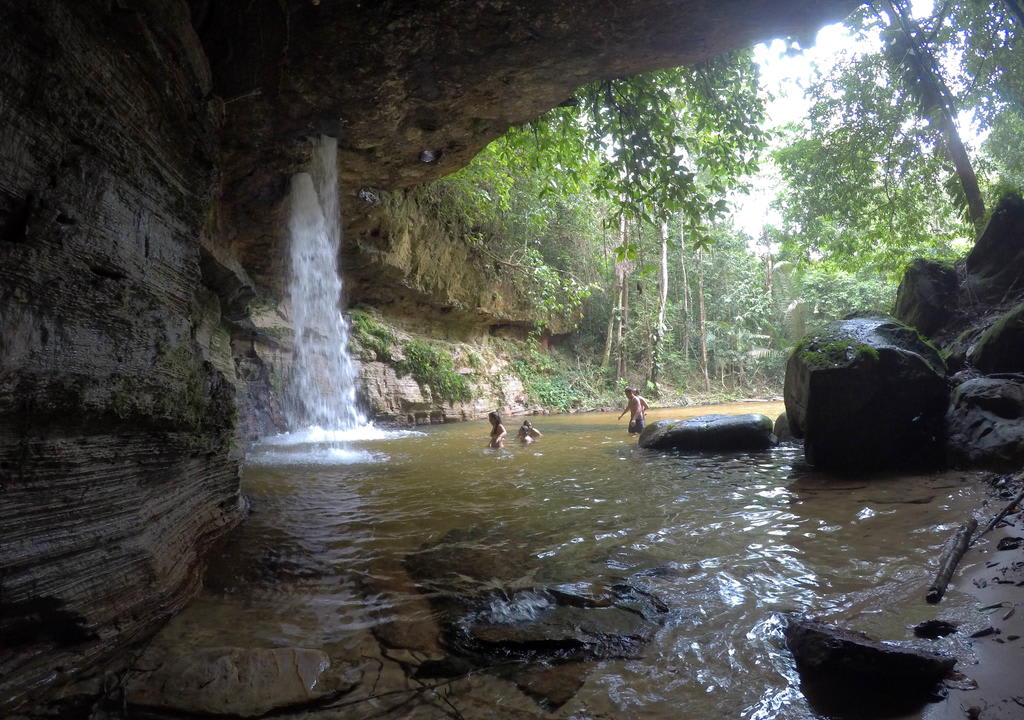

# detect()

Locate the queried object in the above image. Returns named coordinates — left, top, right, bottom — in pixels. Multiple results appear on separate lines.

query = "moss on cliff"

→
left=350, top=309, right=396, bottom=362
left=395, top=340, right=472, bottom=404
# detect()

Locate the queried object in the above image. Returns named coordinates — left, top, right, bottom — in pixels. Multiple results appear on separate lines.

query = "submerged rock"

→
left=913, top=619, right=959, bottom=639
left=448, top=583, right=669, bottom=665
left=947, top=376, right=1024, bottom=470
left=774, top=412, right=794, bottom=441
left=784, top=316, right=948, bottom=470
left=637, top=413, right=775, bottom=452
left=514, top=661, right=595, bottom=710
left=126, top=646, right=355, bottom=717
left=785, top=617, right=955, bottom=718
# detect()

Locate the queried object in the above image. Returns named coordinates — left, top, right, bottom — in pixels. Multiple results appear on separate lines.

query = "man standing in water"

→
left=618, top=387, right=649, bottom=435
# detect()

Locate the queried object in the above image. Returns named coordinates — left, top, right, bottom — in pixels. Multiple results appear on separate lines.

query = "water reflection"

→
left=150, top=403, right=985, bottom=718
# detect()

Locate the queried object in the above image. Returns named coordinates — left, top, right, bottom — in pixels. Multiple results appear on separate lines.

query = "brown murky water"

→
left=149, top=403, right=992, bottom=719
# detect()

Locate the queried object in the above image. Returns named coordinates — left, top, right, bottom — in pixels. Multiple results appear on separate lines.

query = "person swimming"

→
left=517, top=419, right=543, bottom=444
left=488, top=411, right=507, bottom=449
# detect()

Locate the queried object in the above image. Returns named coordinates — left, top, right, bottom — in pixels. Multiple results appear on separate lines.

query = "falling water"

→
left=285, top=135, right=366, bottom=431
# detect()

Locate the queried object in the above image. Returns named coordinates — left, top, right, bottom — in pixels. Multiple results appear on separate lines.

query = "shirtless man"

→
left=618, top=387, right=649, bottom=435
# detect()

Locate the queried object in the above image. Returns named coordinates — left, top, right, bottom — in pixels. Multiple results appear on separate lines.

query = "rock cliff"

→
left=0, top=0, right=857, bottom=712
left=0, top=0, right=244, bottom=711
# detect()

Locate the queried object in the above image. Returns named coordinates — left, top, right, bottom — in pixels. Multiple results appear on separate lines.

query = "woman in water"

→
left=517, top=419, right=543, bottom=444
left=488, top=411, right=507, bottom=449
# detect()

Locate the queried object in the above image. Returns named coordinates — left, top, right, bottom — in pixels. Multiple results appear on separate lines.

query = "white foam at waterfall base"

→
left=246, top=446, right=383, bottom=467
left=251, top=426, right=424, bottom=468
left=285, top=135, right=366, bottom=432
left=262, top=426, right=426, bottom=446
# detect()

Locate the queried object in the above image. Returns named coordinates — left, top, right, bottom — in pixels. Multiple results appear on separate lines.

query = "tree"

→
left=774, top=0, right=1024, bottom=276
left=877, top=0, right=984, bottom=224
left=648, top=221, right=670, bottom=394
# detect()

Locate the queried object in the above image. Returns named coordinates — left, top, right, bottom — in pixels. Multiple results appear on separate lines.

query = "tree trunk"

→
left=881, top=0, right=985, bottom=225
left=761, top=228, right=773, bottom=297
left=697, top=247, right=710, bottom=392
left=600, top=283, right=618, bottom=370
left=601, top=214, right=627, bottom=370
left=679, top=222, right=691, bottom=378
left=618, top=275, right=630, bottom=381
left=649, top=221, right=669, bottom=394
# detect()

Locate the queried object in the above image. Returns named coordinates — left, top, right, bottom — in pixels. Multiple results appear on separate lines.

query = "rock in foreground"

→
left=127, top=646, right=352, bottom=717
left=638, top=414, right=775, bottom=452
left=785, top=617, right=955, bottom=718
left=784, top=316, right=947, bottom=470
left=447, top=583, right=669, bottom=665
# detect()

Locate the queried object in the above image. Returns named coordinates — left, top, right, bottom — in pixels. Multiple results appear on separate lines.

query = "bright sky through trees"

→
left=731, top=0, right=986, bottom=239
left=731, top=23, right=867, bottom=238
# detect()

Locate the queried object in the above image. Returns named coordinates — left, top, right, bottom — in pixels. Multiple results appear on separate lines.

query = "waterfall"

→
left=285, top=135, right=367, bottom=431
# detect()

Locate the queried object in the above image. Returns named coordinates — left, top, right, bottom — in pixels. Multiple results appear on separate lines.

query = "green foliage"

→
left=464, top=350, right=484, bottom=371
left=510, top=347, right=614, bottom=411
left=401, top=48, right=775, bottom=342
left=395, top=340, right=472, bottom=404
left=772, top=1, right=1024, bottom=275
left=349, top=309, right=395, bottom=361
left=503, top=50, right=768, bottom=229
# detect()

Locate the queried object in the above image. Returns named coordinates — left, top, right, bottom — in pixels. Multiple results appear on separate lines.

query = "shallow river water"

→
left=150, top=403, right=994, bottom=719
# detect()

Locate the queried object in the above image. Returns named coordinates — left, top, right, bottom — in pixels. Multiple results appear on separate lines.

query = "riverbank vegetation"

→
left=367, top=1, right=1021, bottom=409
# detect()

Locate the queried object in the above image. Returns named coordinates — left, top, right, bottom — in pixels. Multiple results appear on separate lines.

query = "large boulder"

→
left=965, top=193, right=1024, bottom=304
left=785, top=617, right=955, bottom=718
left=784, top=316, right=948, bottom=470
left=638, top=414, right=775, bottom=452
left=969, top=302, right=1024, bottom=374
left=894, top=258, right=958, bottom=336
left=946, top=376, right=1024, bottom=470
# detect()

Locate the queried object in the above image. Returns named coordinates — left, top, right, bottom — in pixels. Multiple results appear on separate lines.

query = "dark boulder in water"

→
left=637, top=413, right=775, bottom=452
left=774, top=412, right=794, bottom=441
left=784, top=316, right=948, bottom=471
left=785, top=617, right=955, bottom=718
left=449, top=582, right=669, bottom=664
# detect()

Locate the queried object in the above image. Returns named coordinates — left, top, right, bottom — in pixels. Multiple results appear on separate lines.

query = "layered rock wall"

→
left=0, top=1, right=244, bottom=711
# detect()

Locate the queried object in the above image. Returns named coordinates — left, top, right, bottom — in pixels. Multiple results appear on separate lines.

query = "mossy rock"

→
left=965, top=193, right=1024, bottom=304
left=894, top=258, right=957, bottom=337
left=784, top=316, right=948, bottom=471
left=968, top=301, right=1024, bottom=374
